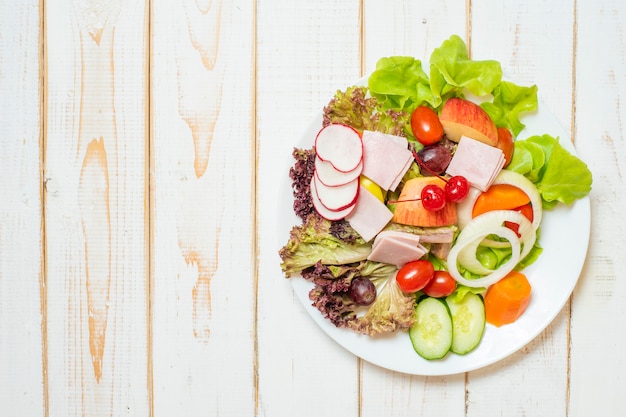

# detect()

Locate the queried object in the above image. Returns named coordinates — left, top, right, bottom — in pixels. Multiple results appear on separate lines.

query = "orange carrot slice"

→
left=484, top=271, right=532, bottom=327
left=472, top=184, right=531, bottom=218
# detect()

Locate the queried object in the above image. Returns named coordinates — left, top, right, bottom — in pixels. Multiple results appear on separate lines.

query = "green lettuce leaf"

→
left=480, top=81, right=538, bottom=136
left=429, top=34, right=502, bottom=106
left=507, top=139, right=546, bottom=182
left=448, top=285, right=486, bottom=303
left=368, top=56, right=436, bottom=112
left=507, top=134, right=592, bottom=207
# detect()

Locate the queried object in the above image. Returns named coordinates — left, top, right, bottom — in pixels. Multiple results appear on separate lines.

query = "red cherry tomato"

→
left=410, top=106, right=444, bottom=146
left=396, top=260, right=435, bottom=293
left=422, top=271, right=457, bottom=298
left=496, top=127, right=514, bottom=167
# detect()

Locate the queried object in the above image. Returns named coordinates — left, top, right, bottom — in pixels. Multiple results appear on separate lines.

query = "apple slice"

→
left=439, top=97, right=498, bottom=146
left=314, top=124, right=363, bottom=172
left=392, top=177, right=457, bottom=227
left=310, top=177, right=357, bottom=220
left=313, top=174, right=359, bottom=211
left=315, top=157, right=362, bottom=186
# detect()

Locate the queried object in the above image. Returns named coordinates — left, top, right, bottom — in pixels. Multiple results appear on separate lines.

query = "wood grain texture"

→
left=44, top=0, right=149, bottom=415
left=569, top=0, right=626, bottom=415
left=0, top=0, right=45, bottom=415
left=255, top=1, right=362, bottom=416
left=150, top=0, right=256, bottom=415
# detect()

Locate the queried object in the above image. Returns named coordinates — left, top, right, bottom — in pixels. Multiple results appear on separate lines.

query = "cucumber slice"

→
left=409, top=297, right=453, bottom=360
left=445, top=292, right=486, bottom=355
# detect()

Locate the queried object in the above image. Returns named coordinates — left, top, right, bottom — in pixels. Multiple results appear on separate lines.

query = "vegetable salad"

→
left=279, top=34, right=592, bottom=359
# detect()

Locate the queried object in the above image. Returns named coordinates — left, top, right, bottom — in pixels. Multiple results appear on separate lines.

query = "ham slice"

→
left=372, top=230, right=421, bottom=248
left=345, top=186, right=393, bottom=242
left=416, top=228, right=455, bottom=244
left=389, top=156, right=414, bottom=192
left=446, top=135, right=505, bottom=192
left=361, top=130, right=413, bottom=191
left=368, top=230, right=428, bottom=267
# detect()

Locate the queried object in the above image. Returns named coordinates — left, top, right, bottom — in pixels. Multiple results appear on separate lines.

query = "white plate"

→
left=278, top=86, right=591, bottom=376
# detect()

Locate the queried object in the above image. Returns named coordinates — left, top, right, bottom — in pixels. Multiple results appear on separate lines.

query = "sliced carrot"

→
left=472, top=184, right=531, bottom=218
left=484, top=271, right=532, bottom=327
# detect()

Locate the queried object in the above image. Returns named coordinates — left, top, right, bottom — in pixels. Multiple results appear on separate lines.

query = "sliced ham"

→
left=372, top=230, right=421, bottom=248
left=445, top=135, right=505, bottom=192
left=368, top=231, right=428, bottom=267
left=389, top=156, right=414, bottom=191
left=345, top=185, right=393, bottom=242
left=416, top=228, right=455, bottom=244
left=360, top=130, right=413, bottom=191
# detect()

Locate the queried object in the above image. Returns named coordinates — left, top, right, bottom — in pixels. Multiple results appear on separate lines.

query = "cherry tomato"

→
left=410, top=106, right=444, bottom=146
left=396, top=260, right=435, bottom=293
left=496, top=127, right=514, bottom=167
left=422, top=271, right=457, bottom=298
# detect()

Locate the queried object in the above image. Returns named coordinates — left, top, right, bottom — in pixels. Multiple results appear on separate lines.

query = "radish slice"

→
left=310, top=177, right=356, bottom=220
left=314, top=124, right=363, bottom=172
left=315, top=157, right=363, bottom=186
left=313, top=174, right=359, bottom=211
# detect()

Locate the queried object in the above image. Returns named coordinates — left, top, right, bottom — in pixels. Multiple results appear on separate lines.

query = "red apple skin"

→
left=392, top=177, right=457, bottom=227
left=439, top=98, right=498, bottom=146
left=496, top=127, right=514, bottom=167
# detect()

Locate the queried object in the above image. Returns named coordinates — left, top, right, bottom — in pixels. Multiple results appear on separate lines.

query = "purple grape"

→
left=349, top=277, right=377, bottom=306
left=416, top=144, right=452, bottom=176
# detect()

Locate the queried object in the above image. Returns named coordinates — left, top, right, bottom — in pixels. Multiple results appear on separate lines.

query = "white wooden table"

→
left=1, top=1, right=623, bottom=416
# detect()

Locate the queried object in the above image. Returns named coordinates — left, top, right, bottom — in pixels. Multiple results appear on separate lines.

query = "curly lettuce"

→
left=279, top=214, right=372, bottom=276
left=304, top=261, right=416, bottom=336
left=347, top=278, right=416, bottom=336
left=322, top=85, right=408, bottom=137
left=289, top=147, right=316, bottom=220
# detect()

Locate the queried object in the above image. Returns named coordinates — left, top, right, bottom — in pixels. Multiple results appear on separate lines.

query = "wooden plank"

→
left=363, top=0, right=471, bottom=72
left=359, top=2, right=467, bottom=416
left=467, top=1, right=575, bottom=416
left=44, top=0, right=150, bottom=415
left=569, top=1, right=626, bottom=415
left=0, top=1, right=45, bottom=415
left=150, top=0, right=256, bottom=415
left=255, top=1, right=362, bottom=416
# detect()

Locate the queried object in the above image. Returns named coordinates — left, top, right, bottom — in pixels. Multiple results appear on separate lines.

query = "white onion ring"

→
left=461, top=210, right=536, bottom=261
left=448, top=225, right=521, bottom=288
